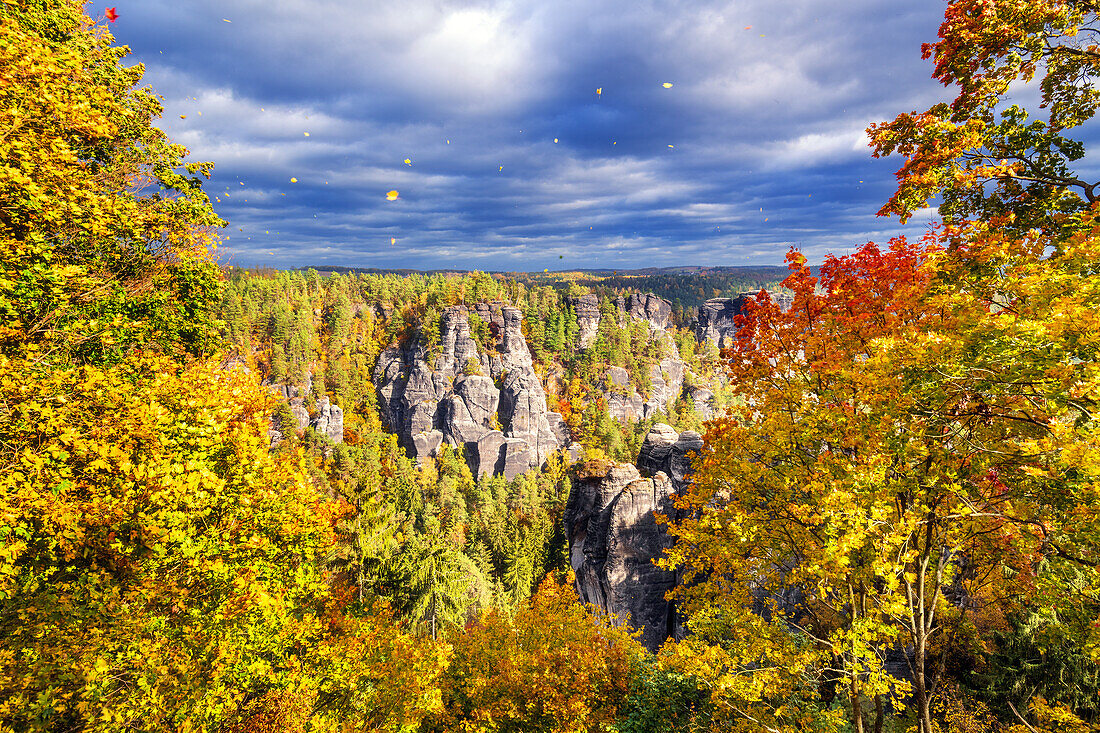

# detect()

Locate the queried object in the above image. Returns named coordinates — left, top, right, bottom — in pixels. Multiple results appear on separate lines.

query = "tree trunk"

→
left=850, top=678, right=864, bottom=733
left=874, top=694, right=883, bottom=733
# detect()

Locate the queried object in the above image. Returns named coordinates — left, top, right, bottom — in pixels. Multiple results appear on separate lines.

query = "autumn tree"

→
left=663, top=218, right=1100, bottom=733
left=0, top=4, right=449, bottom=730
left=869, top=0, right=1100, bottom=234
left=0, top=0, right=225, bottom=365
left=431, top=575, right=640, bottom=733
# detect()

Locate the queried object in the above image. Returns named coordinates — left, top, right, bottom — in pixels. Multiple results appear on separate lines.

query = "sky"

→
left=100, top=0, right=956, bottom=271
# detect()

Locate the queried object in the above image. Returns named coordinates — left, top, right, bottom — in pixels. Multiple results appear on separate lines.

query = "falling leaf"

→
left=499, top=166, right=503, bottom=172
left=446, top=139, right=450, bottom=144
left=744, top=25, right=752, bottom=29
left=544, top=268, right=548, bottom=272
left=179, top=115, right=186, bottom=119
left=290, top=177, right=297, bottom=183
left=390, top=237, right=396, bottom=245
left=105, top=7, right=118, bottom=22
left=304, top=132, right=310, bottom=136
left=385, top=190, right=399, bottom=201
left=662, top=82, right=673, bottom=88
left=667, top=144, right=674, bottom=148
left=554, top=138, right=558, bottom=143
left=404, top=158, right=412, bottom=166
left=596, top=87, right=602, bottom=96
left=222, top=18, right=231, bottom=22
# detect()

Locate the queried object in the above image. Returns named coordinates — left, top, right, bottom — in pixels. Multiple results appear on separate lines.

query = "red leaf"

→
left=105, top=7, right=118, bottom=22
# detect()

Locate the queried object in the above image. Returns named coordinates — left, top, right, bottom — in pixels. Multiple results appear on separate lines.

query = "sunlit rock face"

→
left=373, top=303, right=565, bottom=475
left=564, top=460, right=677, bottom=652
left=625, top=292, right=673, bottom=332
left=266, top=375, right=344, bottom=447
left=569, top=294, right=601, bottom=349
left=694, top=296, right=748, bottom=347
left=694, top=291, right=794, bottom=346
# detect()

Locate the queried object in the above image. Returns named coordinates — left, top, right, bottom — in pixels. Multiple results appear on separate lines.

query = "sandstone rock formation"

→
left=625, top=293, right=673, bottom=331
left=565, top=423, right=702, bottom=651
left=694, top=296, right=748, bottom=347
left=602, top=355, right=687, bottom=423
left=643, top=357, right=685, bottom=420
left=686, top=386, right=716, bottom=419
left=694, top=291, right=793, bottom=346
left=374, top=303, right=566, bottom=476
left=564, top=460, right=677, bottom=652
left=568, top=294, right=601, bottom=349
left=636, top=424, right=702, bottom=491
left=312, top=396, right=344, bottom=443
left=266, top=377, right=344, bottom=447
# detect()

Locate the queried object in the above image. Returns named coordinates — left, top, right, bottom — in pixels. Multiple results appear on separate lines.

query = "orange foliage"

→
left=430, top=575, right=641, bottom=732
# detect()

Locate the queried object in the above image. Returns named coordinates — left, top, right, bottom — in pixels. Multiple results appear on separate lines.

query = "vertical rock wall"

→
left=564, top=423, right=702, bottom=651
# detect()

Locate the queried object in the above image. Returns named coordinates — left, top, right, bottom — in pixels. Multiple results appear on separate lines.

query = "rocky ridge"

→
left=693, top=291, right=794, bottom=347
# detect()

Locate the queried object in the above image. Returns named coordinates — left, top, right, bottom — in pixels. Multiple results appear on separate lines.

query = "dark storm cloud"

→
left=100, top=0, right=952, bottom=269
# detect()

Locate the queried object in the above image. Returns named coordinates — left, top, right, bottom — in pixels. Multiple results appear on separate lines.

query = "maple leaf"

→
left=105, top=7, right=118, bottom=22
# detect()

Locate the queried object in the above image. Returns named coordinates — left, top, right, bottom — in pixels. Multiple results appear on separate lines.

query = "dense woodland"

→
left=5, top=1, right=1100, bottom=732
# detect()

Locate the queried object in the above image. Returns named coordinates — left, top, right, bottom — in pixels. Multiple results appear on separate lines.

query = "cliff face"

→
left=602, top=355, right=687, bottom=423
left=694, top=296, right=748, bottom=347
left=374, top=303, right=566, bottom=478
left=694, top=291, right=794, bottom=346
left=564, top=423, right=702, bottom=651
left=625, top=293, right=673, bottom=331
left=569, top=294, right=601, bottom=349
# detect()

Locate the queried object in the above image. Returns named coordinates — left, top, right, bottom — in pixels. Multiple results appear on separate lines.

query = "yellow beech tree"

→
left=0, top=0, right=224, bottom=365
left=0, top=2, right=448, bottom=731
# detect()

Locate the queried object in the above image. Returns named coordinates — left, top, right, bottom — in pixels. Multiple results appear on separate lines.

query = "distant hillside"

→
left=284, top=264, right=808, bottom=308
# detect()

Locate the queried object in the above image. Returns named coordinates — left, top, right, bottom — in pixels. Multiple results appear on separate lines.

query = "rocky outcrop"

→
left=687, top=386, right=716, bottom=419
left=374, top=303, right=565, bottom=475
left=569, top=294, right=601, bottom=349
left=312, top=396, right=344, bottom=443
left=636, top=423, right=680, bottom=478
left=643, top=356, right=685, bottom=420
left=566, top=424, right=704, bottom=651
left=637, top=424, right=702, bottom=491
left=604, top=366, right=644, bottom=423
left=603, top=354, right=687, bottom=423
left=442, top=375, right=499, bottom=445
left=695, top=291, right=793, bottom=346
left=564, top=461, right=677, bottom=652
left=694, top=296, right=748, bottom=347
left=266, top=377, right=345, bottom=447
left=626, top=293, right=673, bottom=331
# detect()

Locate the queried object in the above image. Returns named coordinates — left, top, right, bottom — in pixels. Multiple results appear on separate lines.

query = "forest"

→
left=3, top=1, right=1100, bottom=732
